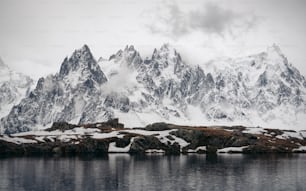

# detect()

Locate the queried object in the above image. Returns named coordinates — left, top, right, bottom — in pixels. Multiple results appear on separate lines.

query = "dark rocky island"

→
left=1, top=119, right=306, bottom=156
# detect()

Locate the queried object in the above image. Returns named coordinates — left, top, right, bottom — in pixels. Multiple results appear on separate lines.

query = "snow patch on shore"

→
left=217, top=146, right=248, bottom=153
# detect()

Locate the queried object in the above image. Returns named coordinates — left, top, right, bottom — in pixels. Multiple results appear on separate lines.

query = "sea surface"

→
left=0, top=154, right=305, bottom=191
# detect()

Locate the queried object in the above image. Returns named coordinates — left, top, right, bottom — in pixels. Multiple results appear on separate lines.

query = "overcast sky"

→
left=0, top=0, right=306, bottom=79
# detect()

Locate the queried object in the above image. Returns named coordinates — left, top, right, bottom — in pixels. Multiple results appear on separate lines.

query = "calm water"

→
left=0, top=154, right=305, bottom=191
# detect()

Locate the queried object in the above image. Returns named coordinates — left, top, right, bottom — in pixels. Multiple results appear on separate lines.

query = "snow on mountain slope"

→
left=1, top=44, right=306, bottom=134
left=99, top=43, right=306, bottom=130
left=200, top=44, right=306, bottom=129
left=0, top=58, right=33, bottom=119
left=1, top=45, right=109, bottom=133
left=98, top=45, right=185, bottom=127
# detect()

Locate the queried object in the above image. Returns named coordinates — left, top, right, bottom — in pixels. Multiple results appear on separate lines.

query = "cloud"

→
left=100, top=64, right=138, bottom=95
left=189, top=3, right=238, bottom=35
left=146, top=2, right=188, bottom=38
left=146, top=1, right=257, bottom=38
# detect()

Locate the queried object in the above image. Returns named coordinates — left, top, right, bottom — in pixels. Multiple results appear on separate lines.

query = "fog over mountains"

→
left=1, top=44, right=306, bottom=134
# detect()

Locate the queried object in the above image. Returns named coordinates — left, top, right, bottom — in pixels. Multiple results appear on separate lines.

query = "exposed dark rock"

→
left=46, top=118, right=124, bottom=132
left=145, top=122, right=170, bottom=131
left=1, top=121, right=306, bottom=155
left=129, top=135, right=180, bottom=154
left=166, top=135, right=175, bottom=141
left=243, top=145, right=291, bottom=153
left=115, top=136, right=131, bottom=148
left=170, top=129, right=203, bottom=143
left=130, top=136, right=164, bottom=153
left=75, top=138, right=108, bottom=153
left=206, top=146, right=218, bottom=154
left=0, top=136, right=109, bottom=156
left=257, top=71, right=268, bottom=86
left=224, top=133, right=258, bottom=147
left=0, top=140, right=25, bottom=155
left=46, top=122, right=78, bottom=132
left=103, top=118, right=124, bottom=128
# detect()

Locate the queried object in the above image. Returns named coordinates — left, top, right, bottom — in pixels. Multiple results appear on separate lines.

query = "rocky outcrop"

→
left=0, top=137, right=109, bottom=155
left=45, top=122, right=78, bottom=132
left=129, top=136, right=180, bottom=154
left=46, top=118, right=124, bottom=132
left=82, top=118, right=124, bottom=130
left=145, top=122, right=170, bottom=131
left=1, top=121, right=306, bottom=156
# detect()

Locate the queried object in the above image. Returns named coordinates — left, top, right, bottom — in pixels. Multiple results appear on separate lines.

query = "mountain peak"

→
left=160, top=43, right=171, bottom=51
left=152, top=43, right=182, bottom=64
left=98, top=56, right=107, bottom=62
left=81, top=44, right=90, bottom=52
left=110, top=45, right=136, bottom=61
left=124, top=45, right=136, bottom=52
left=108, top=45, right=142, bottom=69
left=270, top=43, right=282, bottom=52
left=159, top=43, right=180, bottom=55
left=58, top=45, right=107, bottom=84
left=59, top=45, right=95, bottom=76
left=266, top=43, right=284, bottom=59
left=71, top=44, right=94, bottom=61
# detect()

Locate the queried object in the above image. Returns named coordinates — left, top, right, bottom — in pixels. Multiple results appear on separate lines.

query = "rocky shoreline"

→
left=1, top=119, right=306, bottom=156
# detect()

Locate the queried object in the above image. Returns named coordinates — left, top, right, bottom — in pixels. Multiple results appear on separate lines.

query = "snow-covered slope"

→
left=1, top=45, right=108, bottom=133
left=1, top=44, right=306, bottom=134
left=0, top=58, right=33, bottom=119
left=104, top=43, right=306, bottom=130
left=200, top=44, right=306, bottom=129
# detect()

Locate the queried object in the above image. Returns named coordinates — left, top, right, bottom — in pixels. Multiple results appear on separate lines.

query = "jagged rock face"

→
left=1, top=44, right=306, bottom=134
left=99, top=43, right=306, bottom=129
left=1, top=45, right=108, bottom=134
left=59, top=45, right=107, bottom=85
left=130, top=44, right=306, bottom=127
left=108, top=45, right=143, bottom=69
left=135, top=44, right=206, bottom=109
left=202, top=45, right=306, bottom=119
left=0, top=59, right=33, bottom=120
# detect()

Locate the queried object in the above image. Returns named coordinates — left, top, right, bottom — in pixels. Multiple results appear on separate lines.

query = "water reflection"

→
left=0, top=154, right=305, bottom=191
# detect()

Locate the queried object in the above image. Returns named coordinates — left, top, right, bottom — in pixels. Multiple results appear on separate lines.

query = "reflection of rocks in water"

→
left=206, top=153, right=218, bottom=163
left=0, top=154, right=306, bottom=190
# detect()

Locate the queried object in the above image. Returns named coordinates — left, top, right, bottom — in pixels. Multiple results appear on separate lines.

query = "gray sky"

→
left=0, top=0, right=306, bottom=79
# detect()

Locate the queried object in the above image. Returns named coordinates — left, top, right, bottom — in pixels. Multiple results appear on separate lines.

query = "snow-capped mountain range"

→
left=1, top=44, right=306, bottom=134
